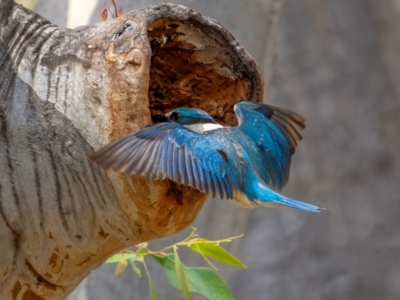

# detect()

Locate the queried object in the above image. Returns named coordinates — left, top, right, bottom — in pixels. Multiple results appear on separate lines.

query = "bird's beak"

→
left=151, top=114, right=171, bottom=123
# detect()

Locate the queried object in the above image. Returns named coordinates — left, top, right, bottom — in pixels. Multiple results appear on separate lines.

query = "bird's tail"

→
left=260, top=197, right=324, bottom=212
left=256, top=183, right=324, bottom=213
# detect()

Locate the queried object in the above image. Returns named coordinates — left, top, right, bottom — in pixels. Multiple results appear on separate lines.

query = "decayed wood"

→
left=0, top=0, right=263, bottom=299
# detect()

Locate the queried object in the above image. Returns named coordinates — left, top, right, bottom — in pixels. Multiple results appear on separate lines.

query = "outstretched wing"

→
left=88, top=123, right=237, bottom=199
left=235, top=102, right=305, bottom=190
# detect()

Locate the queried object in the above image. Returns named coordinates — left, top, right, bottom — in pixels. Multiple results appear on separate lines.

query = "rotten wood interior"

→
left=147, top=18, right=255, bottom=126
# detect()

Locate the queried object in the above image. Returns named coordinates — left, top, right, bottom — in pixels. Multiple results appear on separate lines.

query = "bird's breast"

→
left=183, top=123, right=223, bottom=134
left=231, top=190, right=257, bottom=209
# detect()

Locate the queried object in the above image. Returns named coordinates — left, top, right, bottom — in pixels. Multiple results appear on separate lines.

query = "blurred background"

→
left=17, top=0, right=400, bottom=299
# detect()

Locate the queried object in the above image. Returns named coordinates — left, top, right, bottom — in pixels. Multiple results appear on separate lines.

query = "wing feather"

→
left=124, top=140, right=151, bottom=174
left=185, top=150, right=194, bottom=188
left=235, top=102, right=305, bottom=190
left=88, top=122, right=236, bottom=199
left=178, top=147, right=188, bottom=186
left=143, top=140, right=161, bottom=177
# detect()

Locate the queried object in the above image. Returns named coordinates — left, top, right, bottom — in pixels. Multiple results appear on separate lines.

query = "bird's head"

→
left=167, top=107, right=217, bottom=125
left=153, top=107, right=217, bottom=125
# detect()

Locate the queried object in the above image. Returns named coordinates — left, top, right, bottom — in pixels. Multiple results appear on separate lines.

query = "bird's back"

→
left=234, top=102, right=305, bottom=190
left=205, top=127, right=269, bottom=185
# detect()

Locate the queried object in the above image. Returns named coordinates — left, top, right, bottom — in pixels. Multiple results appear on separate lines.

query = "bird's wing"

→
left=235, top=102, right=305, bottom=190
left=88, top=123, right=237, bottom=199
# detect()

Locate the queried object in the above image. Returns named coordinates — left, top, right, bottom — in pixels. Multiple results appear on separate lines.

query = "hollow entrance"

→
left=147, top=18, right=255, bottom=126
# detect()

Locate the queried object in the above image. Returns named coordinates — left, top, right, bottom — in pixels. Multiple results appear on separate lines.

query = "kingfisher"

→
left=89, top=102, right=324, bottom=212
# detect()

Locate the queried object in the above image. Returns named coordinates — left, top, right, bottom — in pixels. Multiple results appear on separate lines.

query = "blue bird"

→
left=89, top=103, right=323, bottom=212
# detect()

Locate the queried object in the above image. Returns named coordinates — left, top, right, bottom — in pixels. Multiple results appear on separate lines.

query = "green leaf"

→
left=128, top=258, right=142, bottom=277
left=143, top=260, right=158, bottom=300
left=105, top=252, right=138, bottom=263
left=174, top=249, right=193, bottom=300
left=114, top=259, right=128, bottom=277
left=189, top=241, right=246, bottom=269
left=136, top=247, right=150, bottom=256
left=153, top=254, right=233, bottom=300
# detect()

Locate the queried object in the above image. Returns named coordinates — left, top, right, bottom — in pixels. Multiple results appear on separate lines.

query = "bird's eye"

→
left=170, top=112, right=180, bottom=122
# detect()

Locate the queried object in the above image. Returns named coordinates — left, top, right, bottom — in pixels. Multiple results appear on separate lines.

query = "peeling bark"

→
left=0, top=1, right=263, bottom=299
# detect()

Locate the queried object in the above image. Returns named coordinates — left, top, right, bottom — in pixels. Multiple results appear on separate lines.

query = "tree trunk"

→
left=0, top=1, right=263, bottom=299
